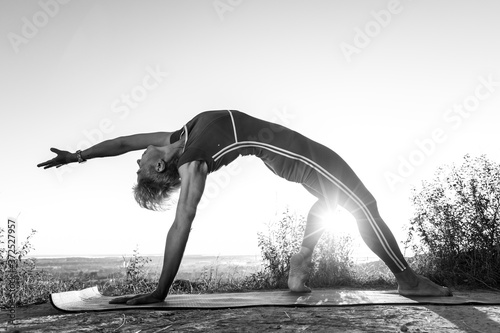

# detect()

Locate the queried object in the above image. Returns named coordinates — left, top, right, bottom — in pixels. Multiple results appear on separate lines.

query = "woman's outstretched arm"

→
left=37, top=132, right=172, bottom=169
left=108, top=160, right=208, bottom=305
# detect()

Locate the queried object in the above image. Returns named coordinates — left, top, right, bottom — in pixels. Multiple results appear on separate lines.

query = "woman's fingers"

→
left=38, top=148, right=70, bottom=169
left=125, top=294, right=163, bottom=305
left=37, top=158, right=56, bottom=168
left=109, top=294, right=143, bottom=304
left=38, top=149, right=58, bottom=168
left=37, top=160, right=53, bottom=168
left=108, top=293, right=163, bottom=305
left=108, top=296, right=131, bottom=304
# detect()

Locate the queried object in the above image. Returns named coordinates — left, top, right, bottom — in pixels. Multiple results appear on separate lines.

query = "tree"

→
left=406, top=154, right=500, bottom=288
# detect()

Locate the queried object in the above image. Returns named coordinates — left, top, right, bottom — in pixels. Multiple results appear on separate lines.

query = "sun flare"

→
left=321, top=207, right=357, bottom=235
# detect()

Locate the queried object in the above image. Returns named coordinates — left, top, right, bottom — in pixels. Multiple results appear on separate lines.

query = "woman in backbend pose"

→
left=38, top=110, right=451, bottom=305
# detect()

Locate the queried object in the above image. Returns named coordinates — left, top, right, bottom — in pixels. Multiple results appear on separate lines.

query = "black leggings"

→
left=301, top=151, right=408, bottom=273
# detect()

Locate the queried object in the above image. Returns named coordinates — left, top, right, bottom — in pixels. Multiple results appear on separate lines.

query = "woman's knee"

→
left=339, top=191, right=379, bottom=220
left=310, top=199, right=331, bottom=216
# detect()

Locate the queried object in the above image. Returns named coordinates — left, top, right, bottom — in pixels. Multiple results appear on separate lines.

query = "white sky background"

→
left=1, top=0, right=499, bottom=257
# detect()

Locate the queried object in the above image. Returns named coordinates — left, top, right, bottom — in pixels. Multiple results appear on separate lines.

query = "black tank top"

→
left=170, top=110, right=331, bottom=185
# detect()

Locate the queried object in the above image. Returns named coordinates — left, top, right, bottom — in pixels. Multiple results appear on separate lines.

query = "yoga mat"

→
left=50, top=287, right=500, bottom=312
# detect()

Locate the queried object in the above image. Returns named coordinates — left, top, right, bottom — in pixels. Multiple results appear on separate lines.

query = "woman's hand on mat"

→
left=109, top=293, right=164, bottom=305
left=37, top=148, right=76, bottom=169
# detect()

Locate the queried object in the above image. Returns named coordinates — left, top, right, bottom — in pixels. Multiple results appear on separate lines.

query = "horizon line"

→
left=26, top=253, right=262, bottom=259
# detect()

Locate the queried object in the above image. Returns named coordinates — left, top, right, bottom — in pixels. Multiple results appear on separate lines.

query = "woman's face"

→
left=136, top=145, right=161, bottom=177
left=136, top=145, right=177, bottom=180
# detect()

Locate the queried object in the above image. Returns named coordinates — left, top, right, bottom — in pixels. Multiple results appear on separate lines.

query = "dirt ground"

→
left=2, top=301, right=500, bottom=333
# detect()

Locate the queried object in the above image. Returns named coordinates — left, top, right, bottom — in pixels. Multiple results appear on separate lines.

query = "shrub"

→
left=309, top=232, right=355, bottom=287
left=253, top=208, right=306, bottom=289
left=104, top=246, right=156, bottom=296
left=0, top=229, right=89, bottom=306
left=0, top=229, right=51, bottom=306
left=0, top=225, right=157, bottom=305
left=188, top=257, right=254, bottom=293
left=249, top=208, right=357, bottom=289
left=405, top=154, right=500, bottom=288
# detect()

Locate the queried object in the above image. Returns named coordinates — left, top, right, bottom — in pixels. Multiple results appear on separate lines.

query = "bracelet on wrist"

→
left=76, top=150, right=87, bottom=163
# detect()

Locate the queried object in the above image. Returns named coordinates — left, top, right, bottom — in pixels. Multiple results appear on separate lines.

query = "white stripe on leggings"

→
left=212, top=141, right=406, bottom=271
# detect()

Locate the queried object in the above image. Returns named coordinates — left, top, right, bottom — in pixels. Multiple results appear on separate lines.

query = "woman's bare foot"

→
left=288, top=252, right=312, bottom=293
left=396, top=269, right=452, bottom=297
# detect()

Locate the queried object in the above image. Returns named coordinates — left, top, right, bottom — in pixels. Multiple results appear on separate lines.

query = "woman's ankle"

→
left=394, top=267, right=419, bottom=288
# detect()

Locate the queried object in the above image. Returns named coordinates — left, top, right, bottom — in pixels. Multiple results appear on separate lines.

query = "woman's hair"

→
left=133, top=157, right=181, bottom=211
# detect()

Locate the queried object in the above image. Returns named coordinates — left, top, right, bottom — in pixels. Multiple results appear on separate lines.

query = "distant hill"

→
left=28, top=254, right=264, bottom=281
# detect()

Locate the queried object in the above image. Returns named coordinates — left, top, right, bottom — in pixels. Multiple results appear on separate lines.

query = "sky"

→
left=1, top=0, right=499, bottom=258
